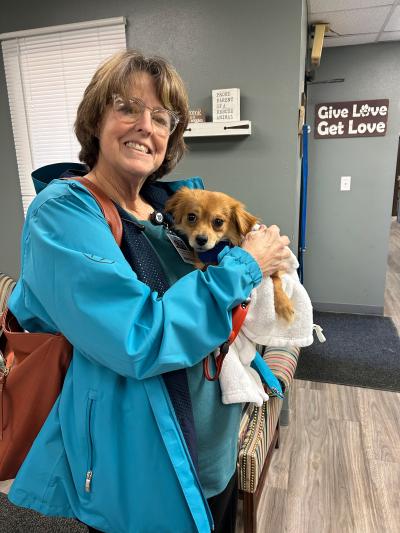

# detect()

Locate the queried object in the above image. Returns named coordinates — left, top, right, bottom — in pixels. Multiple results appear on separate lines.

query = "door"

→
left=392, top=136, right=400, bottom=217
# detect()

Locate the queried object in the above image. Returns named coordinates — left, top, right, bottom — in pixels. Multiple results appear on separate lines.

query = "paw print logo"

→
left=360, top=104, right=370, bottom=117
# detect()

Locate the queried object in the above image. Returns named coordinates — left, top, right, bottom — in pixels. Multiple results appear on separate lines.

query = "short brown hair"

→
left=74, top=50, right=189, bottom=181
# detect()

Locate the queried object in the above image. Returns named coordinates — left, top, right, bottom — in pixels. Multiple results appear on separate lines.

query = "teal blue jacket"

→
left=7, top=164, right=262, bottom=532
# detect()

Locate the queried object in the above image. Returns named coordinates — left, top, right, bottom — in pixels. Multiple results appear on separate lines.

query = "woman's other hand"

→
left=241, top=225, right=291, bottom=276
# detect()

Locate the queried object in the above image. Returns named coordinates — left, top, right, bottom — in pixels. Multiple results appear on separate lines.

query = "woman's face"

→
left=96, top=72, right=169, bottom=184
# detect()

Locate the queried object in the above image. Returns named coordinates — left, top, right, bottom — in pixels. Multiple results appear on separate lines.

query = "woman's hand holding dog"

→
left=241, top=225, right=291, bottom=276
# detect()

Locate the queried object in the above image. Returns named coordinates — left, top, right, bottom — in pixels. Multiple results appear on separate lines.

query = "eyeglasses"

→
left=112, top=94, right=180, bottom=136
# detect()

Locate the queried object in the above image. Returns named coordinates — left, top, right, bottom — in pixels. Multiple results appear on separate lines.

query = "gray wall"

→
left=0, top=0, right=307, bottom=280
left=305, top=43, right=399, bottom=314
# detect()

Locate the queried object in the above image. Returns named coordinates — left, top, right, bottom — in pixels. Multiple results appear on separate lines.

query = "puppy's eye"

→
left=213, top=218, right=224, bottom=228
left=187, top=213, right=197, bottom=223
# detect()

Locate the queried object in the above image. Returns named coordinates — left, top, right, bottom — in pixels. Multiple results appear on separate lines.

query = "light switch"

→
left=340, top=176, right=351, bottom=191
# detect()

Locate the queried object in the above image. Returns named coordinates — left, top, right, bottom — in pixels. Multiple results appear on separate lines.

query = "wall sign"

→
left=314, top=99, right=389, bottom=139
left=212, top=88, right=240, bottom=122
left=189, top=109, right=206, bottom=123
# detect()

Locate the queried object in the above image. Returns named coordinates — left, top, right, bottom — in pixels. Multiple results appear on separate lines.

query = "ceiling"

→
left=308, top=0, right=400, bottom=47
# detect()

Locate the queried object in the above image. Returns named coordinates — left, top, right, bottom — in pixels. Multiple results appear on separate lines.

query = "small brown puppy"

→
left=165, top=187, right=294, bottom=322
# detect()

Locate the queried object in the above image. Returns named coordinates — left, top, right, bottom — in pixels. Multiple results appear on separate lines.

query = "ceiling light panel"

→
left=310, top=6, right=392, bottom=34
left=310, top=0, right=394, bottom=13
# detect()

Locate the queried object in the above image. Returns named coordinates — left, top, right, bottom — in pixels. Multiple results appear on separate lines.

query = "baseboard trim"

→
left=312, top=302, right=384, bottom=315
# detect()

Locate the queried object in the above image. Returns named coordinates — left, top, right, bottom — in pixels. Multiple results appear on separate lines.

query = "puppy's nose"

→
left=196, top=235, right=208, bottom=246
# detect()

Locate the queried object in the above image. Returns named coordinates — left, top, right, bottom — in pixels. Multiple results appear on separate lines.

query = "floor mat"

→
left=0, top=491, right=87, bottom=532
left=295, top=311, right=400, bottom=392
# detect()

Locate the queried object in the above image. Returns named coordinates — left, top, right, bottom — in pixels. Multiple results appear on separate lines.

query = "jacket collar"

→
left=31, top=162, right=204, bottom=196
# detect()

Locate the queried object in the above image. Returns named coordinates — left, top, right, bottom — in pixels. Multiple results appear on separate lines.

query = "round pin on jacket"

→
left=149, top=211, right=164, bottom=225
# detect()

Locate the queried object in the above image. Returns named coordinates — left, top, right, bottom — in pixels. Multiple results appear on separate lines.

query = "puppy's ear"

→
left=233, top=203, right=259, bottom=236
left=164, top=187, right=190, bottom=224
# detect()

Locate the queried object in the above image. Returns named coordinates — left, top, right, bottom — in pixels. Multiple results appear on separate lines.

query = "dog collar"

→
left=197, top=240, right=233, bottom=263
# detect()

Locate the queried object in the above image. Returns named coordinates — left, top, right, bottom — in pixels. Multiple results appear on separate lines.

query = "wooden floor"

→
left=237, top=218, right=400, bottom=532
left=237, top=380, right=400, bottom=533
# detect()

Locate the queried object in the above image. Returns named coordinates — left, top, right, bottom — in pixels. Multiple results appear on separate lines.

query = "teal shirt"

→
left=136, top=217, right=242, bottom=498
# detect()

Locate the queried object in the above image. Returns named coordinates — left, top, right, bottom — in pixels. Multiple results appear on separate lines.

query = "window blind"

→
left=1, top=18, right=126, bottom=215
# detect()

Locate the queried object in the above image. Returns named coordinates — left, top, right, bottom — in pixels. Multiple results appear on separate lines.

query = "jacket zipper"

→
left=0, top=367, right=9, bottom=441
left=0, top=343, right=10, bottom=442
left=85, top=394, right=96, bottom=493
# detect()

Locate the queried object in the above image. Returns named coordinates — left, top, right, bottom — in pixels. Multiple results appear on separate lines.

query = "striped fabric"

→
left=238, top=403, right=254, bottom=452
left=0, top=273, right=16, bottom=314
left=237, top=346, right=300, bottom=493
left=264, top=346, right=300, bottom=391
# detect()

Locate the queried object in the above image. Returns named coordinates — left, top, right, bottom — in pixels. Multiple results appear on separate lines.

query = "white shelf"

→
left=184, top=120, right=251, bottom=138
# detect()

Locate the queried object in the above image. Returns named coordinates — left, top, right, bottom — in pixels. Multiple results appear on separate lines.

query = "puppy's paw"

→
left=275, top=299, right=295, bottom=323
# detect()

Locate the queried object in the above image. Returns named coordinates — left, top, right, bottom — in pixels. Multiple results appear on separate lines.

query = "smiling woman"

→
left=6, top=49, right=291, bottom=533
left=73, top=50, right=190, bottom=218
left=90, top=72, right=170, bottom=210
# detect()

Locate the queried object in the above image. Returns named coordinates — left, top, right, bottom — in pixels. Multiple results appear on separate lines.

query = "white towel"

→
left=219, top=249, right=314, bottom=406
left=219, top=343, right=270, bottom=406
left=241, top=251, right=314, bottom=347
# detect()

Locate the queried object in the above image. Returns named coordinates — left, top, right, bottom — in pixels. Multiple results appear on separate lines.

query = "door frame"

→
left=392, top=136, right=400, bottom=216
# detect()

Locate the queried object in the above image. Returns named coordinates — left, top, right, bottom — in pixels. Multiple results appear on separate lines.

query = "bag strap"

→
left=251, top=351, right=283, bottom=398
left=62, top=176, right=123, bottom=247
left=0, top=175, right=124, bottom=409
left=203, top=298, right=251, bottom=381
left=0, top=177, right=123, bottom=335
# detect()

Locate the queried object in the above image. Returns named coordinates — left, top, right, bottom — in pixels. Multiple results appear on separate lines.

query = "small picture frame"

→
left=189, top=109, right=206, bottom=123
left=212, top=88, right=240, bottom=122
